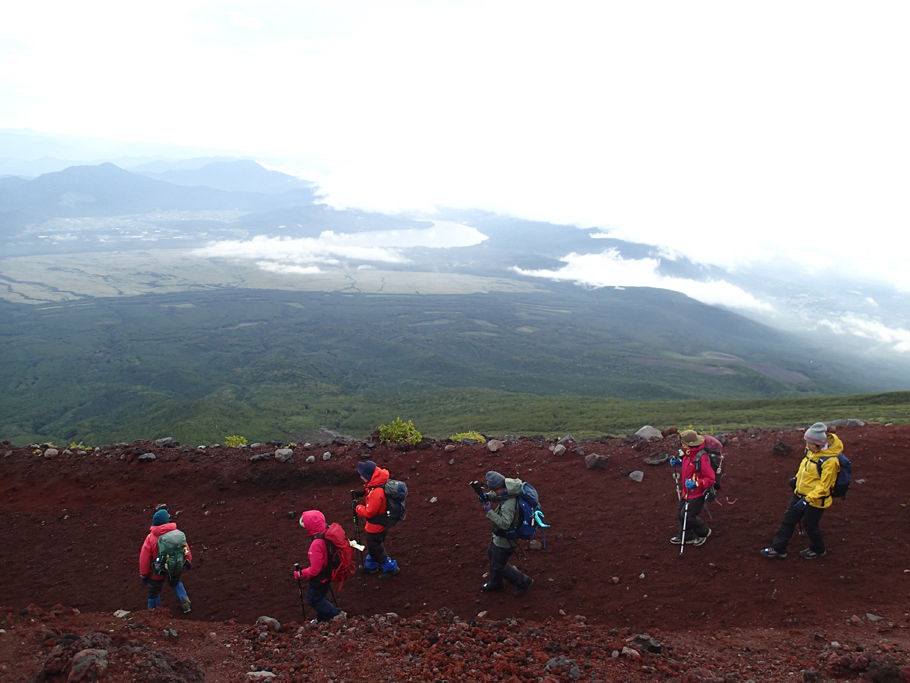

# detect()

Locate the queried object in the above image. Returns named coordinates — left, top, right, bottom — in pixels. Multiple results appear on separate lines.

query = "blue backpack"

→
left=815, top=453, right=852, bottom=497
left=503, top=482, right=549, bottom=542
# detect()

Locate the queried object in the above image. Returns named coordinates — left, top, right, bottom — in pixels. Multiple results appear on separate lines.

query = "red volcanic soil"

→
left=1, top=423, right=909, bottom=681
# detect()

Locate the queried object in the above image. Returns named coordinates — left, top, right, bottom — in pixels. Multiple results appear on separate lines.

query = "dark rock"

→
left=772, top=441, right=793, bottom=457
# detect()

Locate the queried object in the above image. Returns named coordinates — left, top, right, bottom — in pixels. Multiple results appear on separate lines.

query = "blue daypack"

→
left=503, top=482, right=549, bottom=542
left=815, top=453, right=852, bottom=497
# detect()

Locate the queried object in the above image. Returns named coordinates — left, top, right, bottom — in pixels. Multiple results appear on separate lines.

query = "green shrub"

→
left=224, top=434, right=248, bottom=448
left=378, top=417, right=422, bottom=444
left=450, top=430, right=487, bottom=443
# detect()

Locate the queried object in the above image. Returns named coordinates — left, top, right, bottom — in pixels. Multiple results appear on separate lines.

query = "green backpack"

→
left=153, top=529, right=187, bottom=580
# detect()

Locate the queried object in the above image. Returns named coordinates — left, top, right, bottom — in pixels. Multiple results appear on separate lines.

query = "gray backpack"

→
left=153, top=529, right=187, bottom=580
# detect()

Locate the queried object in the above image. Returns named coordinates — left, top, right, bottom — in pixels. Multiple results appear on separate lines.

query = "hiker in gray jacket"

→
left=480, top=470, right=533, bottom=595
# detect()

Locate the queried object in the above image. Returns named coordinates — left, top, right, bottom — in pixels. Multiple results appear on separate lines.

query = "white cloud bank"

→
left=512, top=249, right=772, bottom=313
left=192, top=221, right=486, bottom=269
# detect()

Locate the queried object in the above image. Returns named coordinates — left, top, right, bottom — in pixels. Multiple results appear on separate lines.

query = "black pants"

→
left=147, top=573, right=180, bottom=599
left=677, top=496, right=709, bottom=540
left=771, top=494, right=826, bottom=554
left=366, top=529, right=389, bottom=564
left=306, top=579, right=339, bottom=621
left=487, top=540, right=531, bottom=589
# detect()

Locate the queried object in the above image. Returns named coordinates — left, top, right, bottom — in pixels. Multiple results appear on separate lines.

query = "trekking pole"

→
left=679, top=499, right=689, bottom=557
left=350, top=493, right=368, bottom=587
left=671, top=449, right=683, bottom=501
left=293, top=563, right=306, bottom=621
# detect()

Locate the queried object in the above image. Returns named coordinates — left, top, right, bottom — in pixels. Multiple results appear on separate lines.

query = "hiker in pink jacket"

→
left=669, top=430, right=719, bottom=547
left=293, top=510, right=342, bottom=622
left=138, top=506, right=193, bottom=612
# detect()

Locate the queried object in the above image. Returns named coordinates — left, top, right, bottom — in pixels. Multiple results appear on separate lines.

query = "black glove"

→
left=788, top=477, right=797, bottom=491
left=351, top=500, right=359, bottom=511
left=351, top=489, right=365, bottom=499
left=139, top=574, right=150, bottom=584
left=183, top=560, right=192, bottom=571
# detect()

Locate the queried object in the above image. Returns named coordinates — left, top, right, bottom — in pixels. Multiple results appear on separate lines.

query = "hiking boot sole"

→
left=670, top=537, right=695, bottom=545
left=760, top=547, right=787, bottom=559
left=799, top=548, right=826, bottom=560
left=378, top=567, right=400, bottom=579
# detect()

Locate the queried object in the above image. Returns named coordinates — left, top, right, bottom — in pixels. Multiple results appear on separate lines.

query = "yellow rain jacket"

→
left=794, top=433, right=844, bottom=509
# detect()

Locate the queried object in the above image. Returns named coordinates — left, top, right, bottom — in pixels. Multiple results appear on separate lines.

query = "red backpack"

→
left=315, top=523, right=356, bottom=589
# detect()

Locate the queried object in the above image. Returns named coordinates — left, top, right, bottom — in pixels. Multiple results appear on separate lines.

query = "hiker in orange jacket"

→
left=353, top=461, right=400, bottom=577
left=138, top=506, right=192, bottom=612
left=293, top=510, right=343, bottom=622
left=669, top=430, right=718, bottom=547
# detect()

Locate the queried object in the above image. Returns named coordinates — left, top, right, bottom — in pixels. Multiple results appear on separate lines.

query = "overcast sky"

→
left=2, top=1, right=909, bottom=352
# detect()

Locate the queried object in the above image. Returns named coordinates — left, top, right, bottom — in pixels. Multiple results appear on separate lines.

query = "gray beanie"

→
left=804, top=422, right=828, bottom=446
left=485, top=470, right=506, bottom=490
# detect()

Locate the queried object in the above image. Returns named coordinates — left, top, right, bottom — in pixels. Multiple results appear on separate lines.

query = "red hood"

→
left=149, top=522, right=177, bottom=536
left=367, top=466, right=390, bottom=488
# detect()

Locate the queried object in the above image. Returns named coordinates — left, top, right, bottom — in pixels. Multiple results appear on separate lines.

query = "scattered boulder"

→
left=249, top=452, right=271, bottom=462
left=584, top=453, right=609, bottom=470
left=68, top=648, right=108, bottom=682
left=644, top=452, right=669, bottom=466
left=155, top=437, right=177, bottom=447
left=545, top=654, right=581, bottom=679
left=486, top=439, right=504, bottom=452
left=138, top=453, right=157, bottom=462
left=772, top=441, right=793, bottom=457
left=43, top=448, right=59, bottom=459
left=550, top=444, right=567, bottom=456
left=256, top=616, right=282, bottom=633
left=635, top=425, right=662, bottom=441
left=628, top=633, right=662, bottom=654
left=629, top=470, right=644, bottom=482
left=274, top=448, right=293, bottom=463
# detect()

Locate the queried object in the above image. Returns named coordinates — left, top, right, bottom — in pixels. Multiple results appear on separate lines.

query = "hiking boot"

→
left=799, top=548, right=826, bottom=560
left=481, top=582, right=503, bottom=592
left=178, top=598, right=191, bottom=614
left=760, top=547, right=787, bottom=559
left=670, top=536, right=695, bottom=545
left=514, top=578, right=534, bottom=596
left=691, top=528, right=712, bottom=547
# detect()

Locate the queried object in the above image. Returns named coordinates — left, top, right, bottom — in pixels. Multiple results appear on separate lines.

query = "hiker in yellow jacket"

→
left=760, top=422, right=844, bottom=560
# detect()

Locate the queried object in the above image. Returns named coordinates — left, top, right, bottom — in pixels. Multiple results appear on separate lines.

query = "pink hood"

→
left=299, top=509, right=327, bottom=537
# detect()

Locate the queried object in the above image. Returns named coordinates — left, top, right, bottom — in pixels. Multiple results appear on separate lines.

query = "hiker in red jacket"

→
left=138, top=506, right=192, bottom=612
left=669, top=430, right=718, bottom=547
left=293, top=510, right=344, bottom=622
left=353, top=461, right=400, bottom=578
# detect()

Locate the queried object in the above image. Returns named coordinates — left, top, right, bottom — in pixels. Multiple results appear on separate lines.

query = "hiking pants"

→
left=487, top=540, right=531, bottom=589
left=306, top=579, right=339, bottom=621
left=771, top=494, right=826, bottom=554
left=677, top=496, right=709, bottom=541
left=147, top=574, right=181, bottom=599
left=366, top=529, right=389, bottom=565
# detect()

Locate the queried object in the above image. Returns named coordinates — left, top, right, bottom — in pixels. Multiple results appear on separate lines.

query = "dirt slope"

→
left=1, top=424, right=909, bottom=681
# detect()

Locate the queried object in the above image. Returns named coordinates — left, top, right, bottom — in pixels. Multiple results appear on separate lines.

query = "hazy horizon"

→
left=1, top=1, right=908, bottom=356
